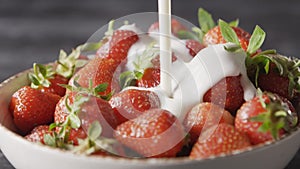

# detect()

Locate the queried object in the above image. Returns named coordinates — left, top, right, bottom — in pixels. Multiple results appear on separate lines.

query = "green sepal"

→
left=229, top=19, right=239, bottom=27
left=94, top=83, right=109, bottom=94
left=88, top=121, right=102, bottom=141
left=219, top=19, right=240, bottom=45
left=198, top=8, right=215, bottom=34
left=29, top=63, right=55, bottom=89
left=247, top=25, right=266, bottom=55
left=177, top=30, right=200, bottom=41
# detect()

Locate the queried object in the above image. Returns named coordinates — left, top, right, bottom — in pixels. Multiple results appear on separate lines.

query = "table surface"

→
left=0, top=0, right=300, bottom=168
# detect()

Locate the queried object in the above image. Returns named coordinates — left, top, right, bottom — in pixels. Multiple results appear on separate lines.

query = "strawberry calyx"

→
left=72, top=121, right=117, bottom=155
left=56, top=41, right=103, bottom=79
left=251, top=90, right=298, bottom=140
left=28, top=63, right=55, bottom=89
left=119, top=43, right=159, bottom=89
left=63, top=78, right=112, bottom=101
left=219, top=19, right=267, bottom=56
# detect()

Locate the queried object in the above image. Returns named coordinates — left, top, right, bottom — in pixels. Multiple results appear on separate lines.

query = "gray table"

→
left=0, top=0, right=299, bottom=168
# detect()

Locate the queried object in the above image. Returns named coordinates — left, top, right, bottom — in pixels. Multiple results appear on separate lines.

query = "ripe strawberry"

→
left=150, top=54, right=177, bottom=69
left=114, top=109, right=185, bottom=158
left=185, top=39, right=205, bottom=57
left=54, top=92, right=118, bottom=140
left=25, top=125, right=53, bottom=144
left=148, top=18, right=187, bottom=37
left=203, top=75, right=245, bottom=115
left=109, top=89, right=160, bottom=125
left=10, top=86, right=61, bottom=135
left=203, top=25, right=251, bottom=51
left=96, top=30, right=139, bottom=62
left=183, top=102, right=234, bottom=144
left=137, top=68, right=161, bottom=88
left=40, top=74, right=69, bottom=96
left=189, top=123, right=251, bottom=159
left=247, top=54, right=300, bottom=101
left=70, top=57, right=121, bottom=96
left=29, top=63, right=68, bottom=96
left=235, top=92, right=298, bottom=145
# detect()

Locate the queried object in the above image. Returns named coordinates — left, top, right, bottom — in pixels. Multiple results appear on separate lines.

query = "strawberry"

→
left=235, top=92, right=298, bottom=145
left=114, top=109, right=185, bottom=158
left=203, top=75, right=245, bottom=115
left=148, top=18, right=187, bottom=37
left=137, top=68, right=161, bottom=88
left=246, top=54, right=300, bottom=101
left=189, top=123, right=251, bottom=159
left=96, top=29, right=139, bottom=62
left=29, top=63, right=68, bottom=96
left=183, top=102, right=234, bottom=144
left=185, top=39, right=205, bottom=57
left=40, top=74, right=69, bottom=96
left=151, top=54, right=177, bottom=69
left=10, top=86, right=61, bottom=134
left=70, top=57, right=121, bottom=96
left=54, top=92, right=118, bottom=145
left=53, top=94, right=87, bottom=145
left=109, top=89, right=160, bottom=125
left=108, top=30, right=139, bottom=61
left=203, top=25, right=251, bottom=51
left=25, top=125, right=53, bottom=144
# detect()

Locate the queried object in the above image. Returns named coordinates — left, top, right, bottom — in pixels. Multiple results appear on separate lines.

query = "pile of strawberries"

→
left=9, top=8, right=299, bottom=159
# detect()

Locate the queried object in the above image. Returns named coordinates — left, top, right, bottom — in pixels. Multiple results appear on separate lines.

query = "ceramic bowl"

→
left=0, top=69, right=300, bottom=169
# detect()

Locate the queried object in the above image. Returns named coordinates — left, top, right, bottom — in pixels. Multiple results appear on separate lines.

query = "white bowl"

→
left=0, top=69, right=300, bottom=169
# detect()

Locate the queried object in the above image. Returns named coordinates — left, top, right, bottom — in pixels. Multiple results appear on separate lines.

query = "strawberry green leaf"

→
left=88, top=121, right=102, bottom=141
left=229, top=19, right=239, bottom=27
left=192, top=27, right=204, bottom=43
left=49, top=123, right=59, bottom=131
left=29, top=63, right=54, bottom=89
left=198, top=8, right=215, bottom=34
left=94, top=83, right=108, bottom=93
left=247, top=25, right=266, bottom=55
left=77, top=42, right=103, bottom=53
left=224, top=44, right=243, bottom=53
left=177, top=30, right=199, bottom=41
left=44, top=134, right=56, bottom=147
left=119, top=71, right=137, bottom=89
left=218, top=19, right=240, bottom=45
left=69, top=113, right=81, bottom=129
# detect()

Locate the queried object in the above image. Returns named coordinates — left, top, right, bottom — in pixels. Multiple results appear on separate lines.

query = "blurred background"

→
left=0, top=0, right=299, bottom=168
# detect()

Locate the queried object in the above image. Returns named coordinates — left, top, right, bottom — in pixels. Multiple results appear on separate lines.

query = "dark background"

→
left=0, top=0, right=299, bottom=168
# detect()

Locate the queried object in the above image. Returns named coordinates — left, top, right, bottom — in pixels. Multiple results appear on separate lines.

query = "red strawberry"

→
left=97, top=30, right=139, bottom=62
left=54, top=93, right=118, bottom=143
left=137, top=68, right=161, bottom=88
left=40, top=74, right=69, bottom=96
left=109, top=89, right=160, bottom=125
left=151, top=54, right=177, bottom=69
left=70, top=57, right=121, bottom=96
left=114, top=109, right=185, bottom=158
left=25, top=125, right=53, bottom=144
left=148, top=18, right=187, bottom=37
left=10, top=86, right=61, bottom=135
left=189, top=123, right=251, bottom=159
left=247, top=54, right=300, bottom=101
left=29, top=63, right=68, bottom=97
left=203, top=26, right=251, bottom=51
left=235, top=92, right=298, bottom=145
left=203, top=75, right=245, bottom=115
left=185, top=39, right=205, bottom=57
left=183, top=102, right=234, bottom=144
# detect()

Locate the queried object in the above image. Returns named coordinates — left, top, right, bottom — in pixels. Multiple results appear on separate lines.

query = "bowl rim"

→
left=0, top=68, right=300, bottom=165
